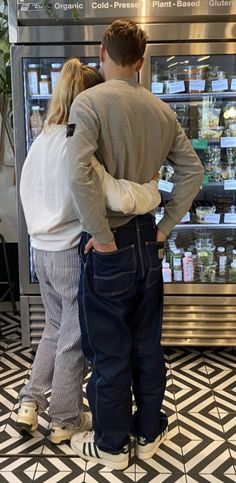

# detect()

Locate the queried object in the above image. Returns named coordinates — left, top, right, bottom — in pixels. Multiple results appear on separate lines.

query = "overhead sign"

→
left=16, top=0, right=236, bottom=23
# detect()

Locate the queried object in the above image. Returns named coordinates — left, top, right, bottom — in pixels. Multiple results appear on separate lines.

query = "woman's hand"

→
left=152, top=171, right=160, bottom=182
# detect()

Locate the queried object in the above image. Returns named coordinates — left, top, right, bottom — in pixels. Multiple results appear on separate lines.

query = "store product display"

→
left=162, top=229, right=236, bottom=283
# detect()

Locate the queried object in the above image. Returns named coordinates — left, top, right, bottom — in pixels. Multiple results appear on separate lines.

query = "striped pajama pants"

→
left=19, top=247, right=87, bottom=426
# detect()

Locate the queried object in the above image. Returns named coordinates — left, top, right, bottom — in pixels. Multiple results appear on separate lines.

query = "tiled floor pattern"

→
left=0, top=311, right=235, bottom=482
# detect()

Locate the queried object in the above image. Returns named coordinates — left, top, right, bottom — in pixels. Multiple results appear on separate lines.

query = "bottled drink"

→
left=172, top=249, right=183, bottom=281
left=183, top=252, right=194, bottom=282
left=162, top=262, right=172, bottom=283
left=39, top=75, right=50, bottom=95
left=50, top=63, right=62, bottom=92
left=30, top=106, right=43, bottom=140
left=217, top=247, right=227, bottom=277
left=28, top=64, right=39, bottom=95
left=173, top=266, right=182, bottom=282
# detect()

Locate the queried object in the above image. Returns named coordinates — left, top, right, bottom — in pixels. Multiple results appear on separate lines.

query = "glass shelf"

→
left=157, top=92, right=236, bottom=101
left=175, top=223, right=236, bottom=229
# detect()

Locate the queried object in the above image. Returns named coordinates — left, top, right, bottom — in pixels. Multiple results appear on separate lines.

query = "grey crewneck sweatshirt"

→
left=67, top=78, right=204, bottom=243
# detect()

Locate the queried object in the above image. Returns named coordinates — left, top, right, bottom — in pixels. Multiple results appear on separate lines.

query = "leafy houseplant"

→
left=0, top=0, right=14, bottom=165
left=0, top=0, right=81, bottom=168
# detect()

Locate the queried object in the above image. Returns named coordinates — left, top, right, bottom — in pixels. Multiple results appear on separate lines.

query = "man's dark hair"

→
left=101, top=19, right=147, bottom=67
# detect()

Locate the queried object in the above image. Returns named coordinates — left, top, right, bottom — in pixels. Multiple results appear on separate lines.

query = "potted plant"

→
left=0, top=0, right=14, bottom=166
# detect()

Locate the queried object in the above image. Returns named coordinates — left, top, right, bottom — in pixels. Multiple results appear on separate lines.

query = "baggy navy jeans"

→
left=78, top=214, right=166, bottom=453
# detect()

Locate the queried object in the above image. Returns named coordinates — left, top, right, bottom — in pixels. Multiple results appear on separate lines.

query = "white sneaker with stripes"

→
left=71, top=430, right=130, bottom=470
left=136, top=411, right=168, bottom=460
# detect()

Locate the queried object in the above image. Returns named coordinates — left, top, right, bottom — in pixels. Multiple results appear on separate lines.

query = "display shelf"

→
left=28, top=94, right=52, bottom=100
left=175, top=222, right=236, bottom=229
left=156, top=91, right=236, bottom=101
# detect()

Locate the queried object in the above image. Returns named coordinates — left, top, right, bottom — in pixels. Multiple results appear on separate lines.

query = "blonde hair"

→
left=44, top=58, right=102, bottom=128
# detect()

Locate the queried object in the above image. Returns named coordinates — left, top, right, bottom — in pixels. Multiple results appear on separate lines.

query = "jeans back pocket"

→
left=93, top=245, right=137, bottom=296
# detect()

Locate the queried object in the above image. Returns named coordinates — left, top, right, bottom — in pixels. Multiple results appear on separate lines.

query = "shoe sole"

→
left=70, top=440, right=129, bottom=470
left=48, top=436, right=70, bottom=445
left=136, top=427, right=168, bottom=460
left=16, top=420, right=38, bottom=432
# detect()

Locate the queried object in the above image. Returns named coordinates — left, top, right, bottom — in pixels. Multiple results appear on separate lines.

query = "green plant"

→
left=0, top=0, right=14, bottom=161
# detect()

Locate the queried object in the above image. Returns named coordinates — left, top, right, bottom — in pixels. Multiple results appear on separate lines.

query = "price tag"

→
left=168, top=81, right=185, bottom=94
left=211, top=79, right=228, bottom=91
left=231, top=79, right=236, bottom=91
left=204, top=214, right=220, bottom=224
left=224, top=180, right=236, bottom=190
left=189, top=80, right=206, bottom=92
left=158, top=180, right=174, bottom=193
left=191, top=139, right=208, bottom=149
left=224, top=213, right=236, bottom=223
left=221, top=137, right=236, bottom=148
left=151, top=82, right=164, bottom=94
left=181, top=212, right=190, bottom=223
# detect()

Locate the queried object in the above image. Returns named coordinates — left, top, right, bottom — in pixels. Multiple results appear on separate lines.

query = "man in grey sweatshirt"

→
left=67, top=19, right=204, bottom=470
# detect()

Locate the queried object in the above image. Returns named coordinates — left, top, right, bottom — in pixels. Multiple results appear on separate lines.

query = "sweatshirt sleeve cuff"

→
left=93, top=226, right=115, bottom=244
left=157, top=216, right=178, bottom=238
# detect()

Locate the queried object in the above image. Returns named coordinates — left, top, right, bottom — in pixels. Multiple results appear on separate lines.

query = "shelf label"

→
left=211, top=79, right=228, bottom=92
left=224, top=213, right=236, bottom=224
left=231, top=79, right=236, bottom=91
left=204, top=214, right=220, bottom=224
left=151, top=82, right=164, bottom=94
left=168, top=81, right=185, bottom=94
left=191, top=139, right=208, bottom=149
left=158, top=180, right=174, bottom=193
left=181, top=212, right=190, bottom=223
left=220, top=137, right=236, bottom=148
left=224, top=180, right=236, bottom=190
left=189, top=80, right=206, bottom=92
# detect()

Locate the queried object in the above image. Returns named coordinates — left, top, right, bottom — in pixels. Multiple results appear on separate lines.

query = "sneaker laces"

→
left=81, top=430, right=95, bottom=442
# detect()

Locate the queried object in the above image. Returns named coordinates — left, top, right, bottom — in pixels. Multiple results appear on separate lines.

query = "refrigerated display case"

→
left=140, top=43, right=236, bottom=346
left=9, top=1, right=236, bottom=346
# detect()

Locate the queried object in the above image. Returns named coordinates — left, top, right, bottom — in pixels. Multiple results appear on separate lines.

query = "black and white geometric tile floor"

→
left=0, top=311, right=235, bottom=482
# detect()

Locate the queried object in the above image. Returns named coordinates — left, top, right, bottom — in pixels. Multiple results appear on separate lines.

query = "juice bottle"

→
left=30, top=106, right=43, bottom=140
left=50, top=63, right=62, bottom=92
left=28, top=64, right=39, bottom=95
left=183, top=252, right=194, bottom=282
left=162, top=262, right=172, bottom=283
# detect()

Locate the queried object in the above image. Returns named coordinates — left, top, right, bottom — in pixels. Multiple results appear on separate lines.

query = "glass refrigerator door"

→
left=142, top=48, right=236, bottom=285
left=22, top=55, right=99, bottom=283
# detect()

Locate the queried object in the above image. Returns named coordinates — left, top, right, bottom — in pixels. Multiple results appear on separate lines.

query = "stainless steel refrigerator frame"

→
left=9, top=0, right=236, bottom=346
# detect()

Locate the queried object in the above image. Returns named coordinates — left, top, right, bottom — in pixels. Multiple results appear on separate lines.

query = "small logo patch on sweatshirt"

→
left=66, top=124, right=76, bottom=137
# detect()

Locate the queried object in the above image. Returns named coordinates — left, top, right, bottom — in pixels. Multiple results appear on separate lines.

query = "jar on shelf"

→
left=199, top=262, right=217, bottom=283
left=39, top=75, right=50, bottom=95
left=50, top=63, right=62, bottom=92
left=30, top=105, right=43, bottom=140
left=28, top=64, right=39, bottom=95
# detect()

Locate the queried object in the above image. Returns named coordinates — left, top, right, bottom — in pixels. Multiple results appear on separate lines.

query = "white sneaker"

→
left=71, top=430, right=130, bottom=470
left=48, top=411, right=93, bottom=444
left=136, top=411, right=168, bottom=460
left=16, top=401, right=38, bottom=432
